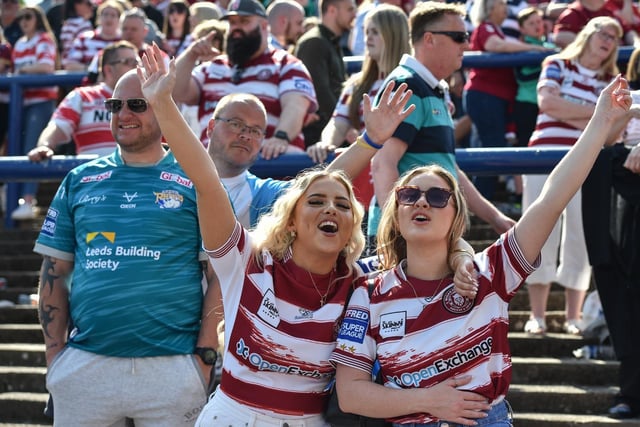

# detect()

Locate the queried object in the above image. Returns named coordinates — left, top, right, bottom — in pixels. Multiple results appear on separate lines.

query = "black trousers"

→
left=583, top=144, right=640, bottom=412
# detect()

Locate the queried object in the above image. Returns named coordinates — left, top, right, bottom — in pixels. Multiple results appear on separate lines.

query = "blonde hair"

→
left=376, top=165, right=468, bottom=269
left=252, top=168, right=365, bottom=272
left=348, top=4, right=410, bottom=129
left=550, top=16, right=621, bottom=78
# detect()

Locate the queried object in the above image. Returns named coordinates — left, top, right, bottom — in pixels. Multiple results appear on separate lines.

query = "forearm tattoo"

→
left=39, top=256, right=62, bottom=340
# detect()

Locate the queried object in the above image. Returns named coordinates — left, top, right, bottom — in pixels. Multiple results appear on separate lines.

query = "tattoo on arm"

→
left=39, top=302, right=60, bottom=340
left=40, top=256, right=59, bottom=296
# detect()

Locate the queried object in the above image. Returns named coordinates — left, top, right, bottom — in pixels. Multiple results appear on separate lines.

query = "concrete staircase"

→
left=0, top=208, right=638, bottom=426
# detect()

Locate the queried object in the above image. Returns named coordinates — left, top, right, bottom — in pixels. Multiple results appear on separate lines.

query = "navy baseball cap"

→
left=223, top=0, right=267, bottom=19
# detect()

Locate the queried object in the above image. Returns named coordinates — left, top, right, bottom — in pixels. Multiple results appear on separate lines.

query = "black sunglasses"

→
left=168, top=5, right=187, bottom=13
left=104, top=98, right=149, bottom=113
left=430, top=31, right=470, bottom=44
left=18, top=14, right=35, bottom=20
left=108, top=57, right=139, bottom=67
left=395, top=186, right=453, bottom=208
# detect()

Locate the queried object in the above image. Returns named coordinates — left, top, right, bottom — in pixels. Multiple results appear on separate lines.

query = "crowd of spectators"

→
left=1, top=0, right=640, bottom=420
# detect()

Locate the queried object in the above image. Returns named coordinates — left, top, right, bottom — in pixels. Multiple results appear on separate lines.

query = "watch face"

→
left=197, top=348, right=217, bottom=365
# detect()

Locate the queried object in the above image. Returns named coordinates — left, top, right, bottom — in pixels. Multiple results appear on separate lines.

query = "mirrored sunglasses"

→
left=104, top=98, right=149, bottom=114
left=395, top=186, right=453, bottom=208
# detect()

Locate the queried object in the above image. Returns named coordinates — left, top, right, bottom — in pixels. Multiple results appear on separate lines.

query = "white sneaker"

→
left=524, top=317, right=547, bottom=335
left=563, top=319, right=582, bottom=335
left=10, top=199, right=37, bottom=220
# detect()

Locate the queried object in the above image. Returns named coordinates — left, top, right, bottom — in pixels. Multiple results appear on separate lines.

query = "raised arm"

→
left=327, top=81, right=415, bottom=180
left=139, top=44, right=236, bottom=250
left=514, top=75, right=632, bottom=264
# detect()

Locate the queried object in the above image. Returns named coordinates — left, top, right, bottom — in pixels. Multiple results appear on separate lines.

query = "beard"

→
left=226, top=25, right=262, bottom=67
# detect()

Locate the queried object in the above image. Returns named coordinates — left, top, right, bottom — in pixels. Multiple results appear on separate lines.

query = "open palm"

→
left=137, top=44, right=176, bottom=107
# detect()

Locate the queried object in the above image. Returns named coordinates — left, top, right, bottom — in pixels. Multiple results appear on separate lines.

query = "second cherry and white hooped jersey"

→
left=60, top=17, right=94, bottom=61
left=206, top=221, right=365, bottom=416
left=51, top=82, right=116, bottom=156
left=63, top=28, right=121, bottom=68
left=330, top=229, right=539, bottom=424
left=191, top=47, right=318, bottom=148
left=12, top=32, right=58, bottom=104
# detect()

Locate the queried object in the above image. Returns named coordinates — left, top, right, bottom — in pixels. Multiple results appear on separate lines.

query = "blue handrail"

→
left=1, top=47, right=634, bottom=228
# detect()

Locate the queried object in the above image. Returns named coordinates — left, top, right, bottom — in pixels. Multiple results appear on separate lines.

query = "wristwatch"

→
left=273, top=130, right=290, bottom=143
left=194, top=347, right=218, bottom=365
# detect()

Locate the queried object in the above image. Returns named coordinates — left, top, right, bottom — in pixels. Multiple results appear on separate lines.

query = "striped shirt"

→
left=529, top=58, right=611, bottom=147
left=50, top=82, right=116, bottom=155
left=64, top=28, right=121, bottom=68
left=207, top=222, right=365, bottom=415
left=191, top=47, right=317, bottom=148
left=60, top=17, right=93, bottom=61
left=12, top=32, right=58, bottom=104
left=330, top=229, right=539, bottom=424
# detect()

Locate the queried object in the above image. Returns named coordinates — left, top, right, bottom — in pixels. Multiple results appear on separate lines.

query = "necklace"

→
left=308, top=269, right=335, bottom=307
left=406, top=275, right=448, bottom=307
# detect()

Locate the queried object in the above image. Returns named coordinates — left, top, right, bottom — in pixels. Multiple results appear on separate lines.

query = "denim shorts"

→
left=393, top=400, right=513, bottom=427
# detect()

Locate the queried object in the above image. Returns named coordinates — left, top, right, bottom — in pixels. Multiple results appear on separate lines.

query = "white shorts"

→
left=195, top=388, right=329, bottom=427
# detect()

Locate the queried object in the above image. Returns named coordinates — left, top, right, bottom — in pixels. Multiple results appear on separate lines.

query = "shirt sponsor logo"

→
left=121, top=191, right=138, bottom=209
left=442, top=287, right=474, bottom=314
left=256, top=69, right=273, bottom=80
left=80, top=170, right=113, bottom=183
left=337, top=308, right=369, bottom=343
left=79, top=194, right=107, bottom=205
left=154, top=190, right=183, bottom=209
left=257, top=289, right=280, bottom=327
left=379, top=311, right=406, bottom=338
left=159, top=171, right=193, bottom=188
left=41, top=208, right=59, bottom=237
left=293, top=78, right=314, bottom=94
left=84, top=232, right=162, bottom=271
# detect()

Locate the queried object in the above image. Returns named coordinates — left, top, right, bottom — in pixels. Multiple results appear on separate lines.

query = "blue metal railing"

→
left=1, top=47, right=633, bottom=228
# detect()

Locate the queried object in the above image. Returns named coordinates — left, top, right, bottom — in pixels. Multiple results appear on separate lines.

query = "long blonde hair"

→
left=549, top=16, right=621, bottom=78
left=252, top=168, right=365, bottom=272
left=348, top=4, right=410, bottom=129
left=376, top=165, right=468, bottom=269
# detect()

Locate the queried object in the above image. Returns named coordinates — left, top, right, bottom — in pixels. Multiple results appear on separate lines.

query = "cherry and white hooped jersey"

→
left=12, top=32, right=58, bottom=104
left=63, top=28, right=121, bottom=68
left=333, top=74, right=383, bottom=128
left=529, top=58, right=612, bottom=147
left=51, top=82, right=116, bottom=155
left=206, top=221, right=365, bottom=416
left=330, top=229, right=539, bottom=424
left=191, top=48, right=317, bottom=148
left=60, top=17, right=93, bottom=61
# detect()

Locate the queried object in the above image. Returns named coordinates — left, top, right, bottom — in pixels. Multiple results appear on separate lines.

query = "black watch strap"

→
left=195, top=346, right=217, bottom=365
left=274, top=130, right=290, bottom=143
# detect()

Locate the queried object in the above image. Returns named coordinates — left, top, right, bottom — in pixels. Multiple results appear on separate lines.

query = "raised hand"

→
left=362, top=81, right=415, bottom=145
left=594, top=74, right=632, bottom=124
left=137, top=44, right=176, bottom=107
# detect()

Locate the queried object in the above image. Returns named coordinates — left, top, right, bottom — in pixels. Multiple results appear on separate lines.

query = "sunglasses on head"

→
left=395, top=186, right=453, bottom=208
left=429, top=31, right=470, bottom=44
left=104, top=98, right=149, bottom=113
left=168, top=5, right=186, bottom=13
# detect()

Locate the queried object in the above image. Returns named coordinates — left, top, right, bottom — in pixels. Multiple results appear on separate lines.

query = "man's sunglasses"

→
left=395, top=186, right=453, bottom=208
left=104, top=98, right=149, bottom=114
left=430, top=31, right=470, bottom=44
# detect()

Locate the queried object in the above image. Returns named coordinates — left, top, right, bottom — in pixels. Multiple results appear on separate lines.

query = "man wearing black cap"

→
left=173, top=0, right=318, bottom=160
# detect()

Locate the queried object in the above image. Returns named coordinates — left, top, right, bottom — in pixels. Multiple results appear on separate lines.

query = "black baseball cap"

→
left=223, top=0, right=267, bottom=19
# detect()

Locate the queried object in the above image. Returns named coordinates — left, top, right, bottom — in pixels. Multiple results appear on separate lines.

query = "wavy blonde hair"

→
left=549, top=16, right=622, bottom=78
left=252, top=168, right=365, bottom=273
left=376, top=165, right=468, bottom=269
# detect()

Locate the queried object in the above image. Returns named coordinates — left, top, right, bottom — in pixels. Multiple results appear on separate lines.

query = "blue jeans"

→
left=19, top=100, right=55, bottom=198
left=393, top=400, right=513, bottom=427
left=464, top=89, right=510, bottom=201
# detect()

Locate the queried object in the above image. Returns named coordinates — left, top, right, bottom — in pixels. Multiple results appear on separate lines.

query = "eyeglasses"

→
left=108, top=57, right=140, bottom=67
left=18, top=14, right=35, bottom=20
left=215, top=117, right=265, bottom=141
left=395, top=186, right=453, bottom=208
left=168, top=6, right=187, bottom=14
left=595, top=30, right=617, bottom=43
left=429, top=31, right=470, bottom=44
left=104, top=98, right=149, bottom=113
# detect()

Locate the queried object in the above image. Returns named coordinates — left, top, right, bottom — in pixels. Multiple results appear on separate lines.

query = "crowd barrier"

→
left=0, top=47, right=634, bottom=228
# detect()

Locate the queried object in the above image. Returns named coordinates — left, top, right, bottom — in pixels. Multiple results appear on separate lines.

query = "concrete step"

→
left=509, top=332, right=596, bottom=358
left=0, top=366, right=47, bottom=393
left=511, top=357, right=619, bottom=386
left=0, top=392, right=51, bottom=424
left=0, top=255, right=42, bottom=271
left=0, top=306, right=39, bottom=324
left=0, top=344, right=46, bottom=367
left=0, top=271, right=39, bottom=290
left=507, top=384, right=618, bottom=415
left=0, top=288, right=39, bottom=304
left=510, top=310, right=570, bottom=333
left=0, top=241, right=38, bottom=256
left=0, top=324, right=44, bottom=344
